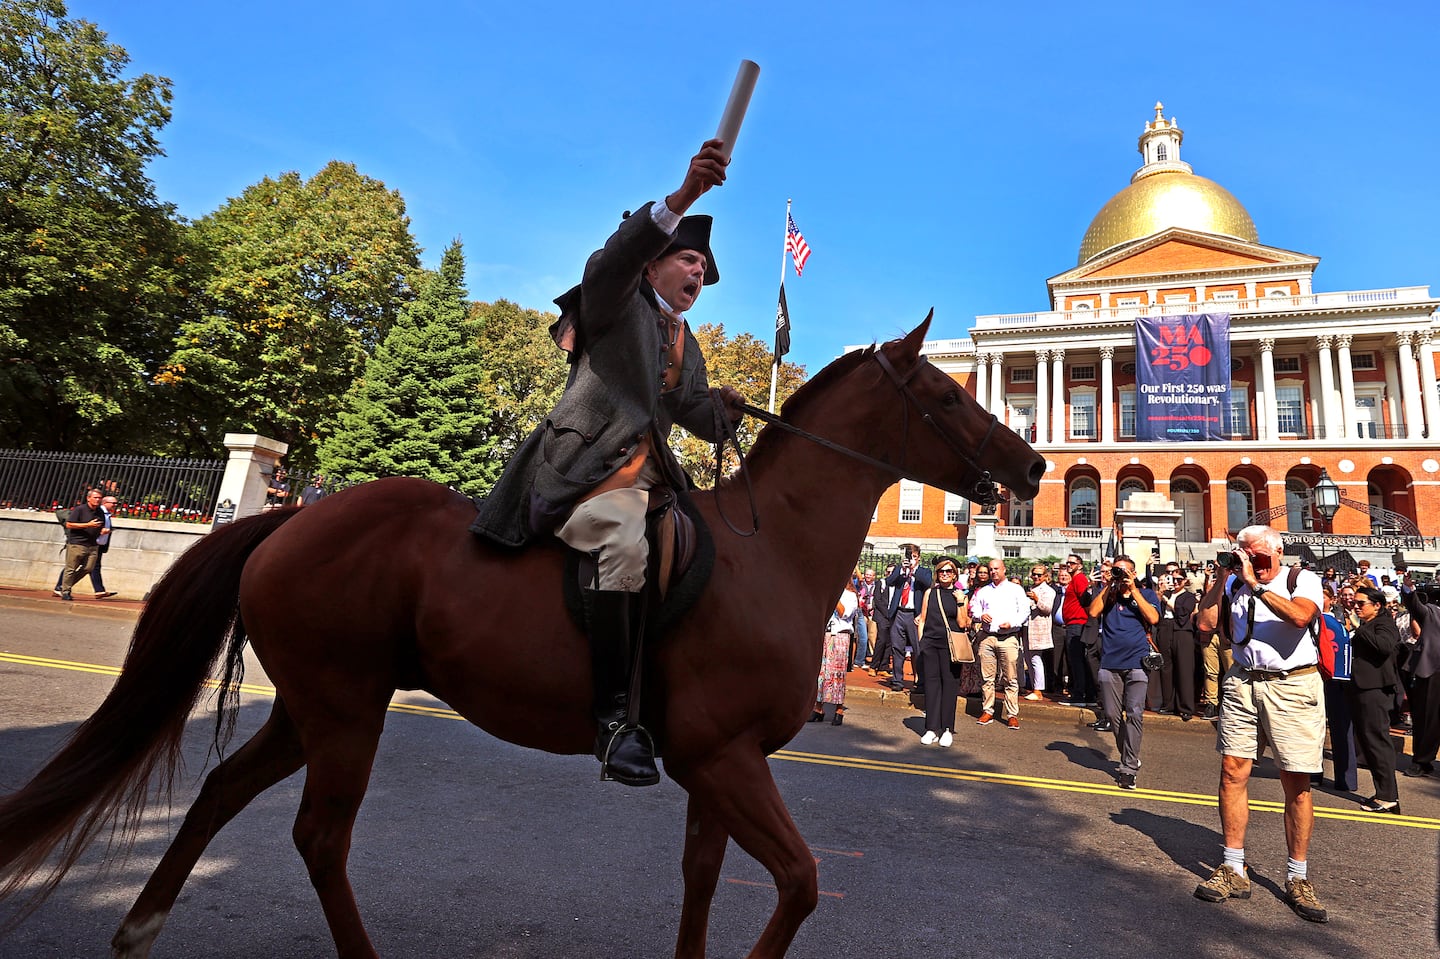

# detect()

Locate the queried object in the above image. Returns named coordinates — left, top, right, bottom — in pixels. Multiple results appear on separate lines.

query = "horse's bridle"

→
left=711, top=349, right=1002, bottom=536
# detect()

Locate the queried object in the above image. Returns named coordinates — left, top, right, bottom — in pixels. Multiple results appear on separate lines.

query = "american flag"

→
left=786, top=213, right=811, bottom=277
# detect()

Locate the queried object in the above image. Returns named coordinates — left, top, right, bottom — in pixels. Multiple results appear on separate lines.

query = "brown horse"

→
left=0, top=316, right=1042, bottom=958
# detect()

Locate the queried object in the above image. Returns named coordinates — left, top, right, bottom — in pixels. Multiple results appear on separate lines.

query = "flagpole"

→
left=769, top=198, right=790, bottom=413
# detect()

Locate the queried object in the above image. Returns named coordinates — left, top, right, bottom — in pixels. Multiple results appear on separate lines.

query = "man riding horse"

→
left=470, top=139, right=745, bottom=787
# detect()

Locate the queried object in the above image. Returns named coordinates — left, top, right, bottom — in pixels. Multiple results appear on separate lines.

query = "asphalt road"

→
left=0, top=598, right=1436, bottom=958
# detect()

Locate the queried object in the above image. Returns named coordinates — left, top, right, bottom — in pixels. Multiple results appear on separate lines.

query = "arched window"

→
left=1171, top=478, right=1201, bottom=495
left=1069, top=477, right=1098, bottom=528
left=1118, top=478, right=1148, bottom=507
left=1156, top=142, right=1168, bottom=162
left=1285, top=477, right=1313, bottom=533
left=1226, top=479, right=1254, bottom=532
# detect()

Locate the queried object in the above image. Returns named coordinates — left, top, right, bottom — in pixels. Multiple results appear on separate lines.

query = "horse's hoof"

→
left=112, top=913, right=167, bottom=958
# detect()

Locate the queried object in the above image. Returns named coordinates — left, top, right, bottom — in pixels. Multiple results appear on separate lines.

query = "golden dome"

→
left=1078, top=170, right=1257, bottom=265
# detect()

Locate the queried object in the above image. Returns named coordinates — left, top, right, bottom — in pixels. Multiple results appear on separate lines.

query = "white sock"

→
left=1223, top=847, right=1245, bottom=876
left=1287, top=857, right=1307, bottom=882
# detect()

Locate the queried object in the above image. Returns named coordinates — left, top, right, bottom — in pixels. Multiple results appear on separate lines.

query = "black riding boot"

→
left=582, top=588, right=660, bottom=787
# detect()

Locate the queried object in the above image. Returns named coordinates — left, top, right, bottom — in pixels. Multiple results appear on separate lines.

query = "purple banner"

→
left=1134, top=313, right=1231, bottom=442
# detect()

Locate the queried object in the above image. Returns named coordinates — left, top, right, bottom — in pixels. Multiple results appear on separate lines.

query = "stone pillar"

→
left=1114, top=491, right=1183, bottom=567
left=216, top=433, right=289, bottom=525
left=971, top=512, right=1000, bottom=559
left=1419, top=331, right=1440, bottom=440
left=1034, top=350, right=1050, bottom=444
left=989, top=352, right=1005, bottom=416
left=1050, top=349, right=1066, bottom=446
left=1383, top=347, right=1403, bottom=437
left=974, top=352, right=989, bottom=415
left=1398, top=331, right=1425, bottom=440
left=1100, top=346, right=1116, bottom=443
left=1316, top=335, right=1339, bottom=439
left=1258, top=338, right=1278, bottom=440
left=1336, top=334, right=1358, bottom=439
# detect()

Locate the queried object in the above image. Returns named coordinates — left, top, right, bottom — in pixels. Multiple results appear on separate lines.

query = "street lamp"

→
left=1313, top=467, right=1341, bottom=571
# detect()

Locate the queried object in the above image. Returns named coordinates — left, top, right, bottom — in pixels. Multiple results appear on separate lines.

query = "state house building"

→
left=862, top=104, right=1440, bottom=568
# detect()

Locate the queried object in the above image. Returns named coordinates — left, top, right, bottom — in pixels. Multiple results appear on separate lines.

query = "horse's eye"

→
left=942, top=391, right=961, bottom=407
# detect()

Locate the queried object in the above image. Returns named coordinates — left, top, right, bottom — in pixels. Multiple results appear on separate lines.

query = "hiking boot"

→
left=1194, top=865, right=1251, bottom=902
left=1283, top=877, right=1328, bottom=923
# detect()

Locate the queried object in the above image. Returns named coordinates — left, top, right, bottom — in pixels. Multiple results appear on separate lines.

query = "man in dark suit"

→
left=884, top=544, right=932, bottom=691
left=470, top=140, right=744, bottom=787
left=1401, top=581, right=1440, bottom=778
left=867, top=567, right=894, bottom=677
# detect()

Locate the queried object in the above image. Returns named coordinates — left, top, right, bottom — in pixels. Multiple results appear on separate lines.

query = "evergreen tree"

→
left=318, top=242, right=496, bottom=494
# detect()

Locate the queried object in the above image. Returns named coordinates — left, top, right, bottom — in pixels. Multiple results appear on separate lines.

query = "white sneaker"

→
left=939, top=730, right=953, bottom=748
left=920, top=730, right=938, bottom=745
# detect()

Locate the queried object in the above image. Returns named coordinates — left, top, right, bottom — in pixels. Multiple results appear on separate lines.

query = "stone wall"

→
left=0, top=509, right=208, bottom=600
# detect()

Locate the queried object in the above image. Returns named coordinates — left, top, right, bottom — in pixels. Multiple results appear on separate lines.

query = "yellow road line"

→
left=3, top=652, right=1434, bottom=829
left=773, top=748, right=1440, bottom=829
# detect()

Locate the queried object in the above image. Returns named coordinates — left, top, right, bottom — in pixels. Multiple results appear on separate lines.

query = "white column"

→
left=1336, top=333, right=1358, bottom=439
left=974, top=352, right=989, bottom=415
left=1397, top=331, right=1425, bottom=440
left=989, top=352, right=1005, bottom=416
left=1050, top=349, right=1066, bottom=445
left=216, top=433, right=290, bottom=524
left=1419, top=331, right=1440, bottom=440
left=1258, top=338, right=1278, bottom=440
left=1315, top=335, right=1339, bottom=439
left=1034, top=350, right=1050, bottom=444
left=1383, top=347, right=1403, bottom=437
left=1099, top=346, right=1116, bottom=443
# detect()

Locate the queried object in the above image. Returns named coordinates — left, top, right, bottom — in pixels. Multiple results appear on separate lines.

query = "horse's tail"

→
left=0, top=507, right=301, bottom=915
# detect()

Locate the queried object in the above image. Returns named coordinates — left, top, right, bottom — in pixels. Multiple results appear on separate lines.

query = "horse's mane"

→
left=722, top=342, right=879, bottom=484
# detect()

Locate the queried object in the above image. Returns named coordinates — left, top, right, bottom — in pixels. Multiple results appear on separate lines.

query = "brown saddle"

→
left=647, top=485, right=700, bottom=601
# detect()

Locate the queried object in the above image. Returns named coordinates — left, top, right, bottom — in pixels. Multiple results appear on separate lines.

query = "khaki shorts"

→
left=1216, top=664, right=1325, bottom=773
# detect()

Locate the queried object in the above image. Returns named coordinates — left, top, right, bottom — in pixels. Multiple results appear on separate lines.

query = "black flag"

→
left=774, top=284, right=791, bottom=359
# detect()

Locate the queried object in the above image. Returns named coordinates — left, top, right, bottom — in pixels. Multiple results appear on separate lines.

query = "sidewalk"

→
left=0, top=585, right=144, bottom=620
left=0, top=584, right=1417, bottom=755
left=839, top=654, right=1417, bottom=755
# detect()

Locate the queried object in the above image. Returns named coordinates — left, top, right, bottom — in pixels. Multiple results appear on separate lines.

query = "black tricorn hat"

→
left=662, top=214, right=719, bottom=286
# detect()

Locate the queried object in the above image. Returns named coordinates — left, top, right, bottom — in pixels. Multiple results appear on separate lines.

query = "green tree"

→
left=671, top=323, right=807, bottom=485
left=161, top=161, right=420, bottom=462
left=472, top=298, right=568, bottom=462
left=0, top=0, right=194, bottom=450
left=317, top=241, right=496, bottom=494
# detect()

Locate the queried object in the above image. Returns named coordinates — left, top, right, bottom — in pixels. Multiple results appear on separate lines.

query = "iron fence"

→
left=262, top=465, right=366, bottom=508
left=0, top=449, right=226, bottom=523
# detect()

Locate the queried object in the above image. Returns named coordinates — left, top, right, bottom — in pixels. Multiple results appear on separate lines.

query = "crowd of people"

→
left=812, top=526, right=1436, bottom=924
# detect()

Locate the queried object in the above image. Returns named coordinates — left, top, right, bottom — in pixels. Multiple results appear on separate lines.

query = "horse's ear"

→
left=897, top=309, right=934, bottom=360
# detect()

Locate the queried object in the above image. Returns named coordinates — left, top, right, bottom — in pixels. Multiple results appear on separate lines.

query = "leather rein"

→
left=709, top=351, right=1001, bottom=537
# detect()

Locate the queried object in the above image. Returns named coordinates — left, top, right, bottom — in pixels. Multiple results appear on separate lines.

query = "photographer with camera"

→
left=1194, top=524, right=1328, bottom=923
left=1085, top=555, right=1159, bottom=789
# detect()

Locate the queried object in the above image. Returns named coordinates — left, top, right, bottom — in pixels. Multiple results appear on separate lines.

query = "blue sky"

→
left=75, top=1, right=1440, bottom=377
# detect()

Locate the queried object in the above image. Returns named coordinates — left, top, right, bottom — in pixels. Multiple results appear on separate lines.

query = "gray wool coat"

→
left=470, top=202, right=721, bottom=548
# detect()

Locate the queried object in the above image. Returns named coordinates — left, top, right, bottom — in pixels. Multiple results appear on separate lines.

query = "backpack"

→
left=1220, top=566, right=1334, bottom=680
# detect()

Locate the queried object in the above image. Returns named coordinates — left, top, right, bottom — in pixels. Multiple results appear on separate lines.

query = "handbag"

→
left=941, top=592, right=975, bottom=663
left=1141, top=630, right=1163, bottom=672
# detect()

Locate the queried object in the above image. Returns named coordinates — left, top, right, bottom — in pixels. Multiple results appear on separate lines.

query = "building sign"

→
left=1134, top=313, right=1231, bottom=442
left=1284, top=532, right=1424, bottom=551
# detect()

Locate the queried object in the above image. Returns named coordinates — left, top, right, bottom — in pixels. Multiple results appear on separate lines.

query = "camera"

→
left=1141, top=652, right=1164, bottom=671
left=1215, top=551, right=1242, bottom=570
left=1110, top=567, right=1130, bottom=585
